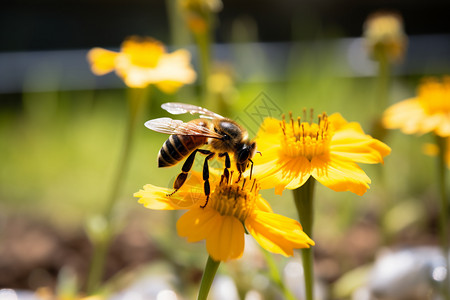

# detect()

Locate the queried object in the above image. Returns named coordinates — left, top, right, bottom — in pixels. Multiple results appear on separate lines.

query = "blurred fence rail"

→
left=0, top=34, right=449, bottom=94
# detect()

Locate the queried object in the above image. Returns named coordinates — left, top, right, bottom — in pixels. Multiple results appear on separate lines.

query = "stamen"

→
left=289, top=111, right=294, bottom=130
left=280, top=122, right=286, bottom=136
left=250, top=179, right=256, bottom=192
left=279, top=110, right=333, bottom=161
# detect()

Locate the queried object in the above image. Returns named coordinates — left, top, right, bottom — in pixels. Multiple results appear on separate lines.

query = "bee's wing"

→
left=161, top=102, right=224, bottom=119
left=145, top=117, right=223, bottom=138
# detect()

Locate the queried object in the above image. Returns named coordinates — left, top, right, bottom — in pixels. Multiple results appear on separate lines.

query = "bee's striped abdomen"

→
left=158, top=134, right=207, bottom=167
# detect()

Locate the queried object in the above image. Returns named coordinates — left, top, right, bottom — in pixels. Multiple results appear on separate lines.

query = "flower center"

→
left=279, top=111, right=333, bottom=161
left=210, top=173, right=259, bottom=223
left=418, top=78, right=450, bottom=115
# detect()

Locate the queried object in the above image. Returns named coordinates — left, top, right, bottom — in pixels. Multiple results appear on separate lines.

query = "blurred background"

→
left=1, top=0, right=450, bottom=299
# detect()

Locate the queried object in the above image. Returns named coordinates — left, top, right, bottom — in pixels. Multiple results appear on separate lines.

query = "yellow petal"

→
left=311, top=153, right=371, bottom=196
left=177, top=208, right=245, bottom=261
left=135, top=172, right=205, bottom=210
left=330, top=130, right=391, bottom=164
left=428, top=114, right=450, bottom=137
left=383, top=98, right=450, bottom=137
left=116, top=49, right=196, bottom=89
left=114, top=60, right=149, bottom=88
left=155, top=81, right=184, bottom=94
left=206, top=215, right=245, bottom=261
left=382, top=99, right=428, bottom=135
left=121, top=36, right=165, bottom=68
left=253, top=156, right=312, bottom=195
left=328, top=113, right=349, bottom=130
left=134, top=184, right=180, bottom=210
left=254, top=119, right=284, bottom=161
left=177, top=207, right=219, bottom=242
left=153, top=49, right=197, bottom=83
left=87, top=48, right=118, bottom=75
left=246, top=211, right=314, bottom=257
left=257, top=117, right=284, bottom=135
left=255, top=196, right=273, bottom=213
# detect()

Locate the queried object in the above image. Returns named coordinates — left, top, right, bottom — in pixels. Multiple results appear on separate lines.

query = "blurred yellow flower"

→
left=423, top=138, right=450, bottom=168
left=87, top=36, right=196, bottom=92
left=134, top=171, right=314, bottom=261
left=178, top=0, right=222, bottom=34
left=383, top=77, right=450, bottom=137
left=180, top=0, right=222, bottom=14
left=252, top=113, right=391, bottom=195
left=363, top=11, right=407, bottom=63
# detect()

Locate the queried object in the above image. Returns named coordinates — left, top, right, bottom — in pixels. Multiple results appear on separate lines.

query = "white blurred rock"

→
left=283, top=259, right=327, bottom=300
left=210, top=275, right=239, bottom=300
left=369, top=247, right=448, bottom=300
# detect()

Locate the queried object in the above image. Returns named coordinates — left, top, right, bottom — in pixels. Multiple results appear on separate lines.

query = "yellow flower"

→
left=363, top=11, right=407, bottom=63
left=252, top=112, right=391, bottom=196
left=180, top=0, right=223, bottom=14
left=134, top=171, right=314, bottom=261
left=178, top=0, right=222, bottom=34
left=383, top=77, right=450, bottom=137
left=87, top=36, right=196, bottom=92
left=423, top=138, right=450, bottom=168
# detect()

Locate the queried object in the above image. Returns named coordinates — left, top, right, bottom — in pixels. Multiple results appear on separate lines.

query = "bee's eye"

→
left=238, top=148, right=249, bottom=162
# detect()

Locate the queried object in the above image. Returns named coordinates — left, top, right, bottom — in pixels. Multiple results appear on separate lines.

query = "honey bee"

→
left=145, top=102, right=257, bottom=207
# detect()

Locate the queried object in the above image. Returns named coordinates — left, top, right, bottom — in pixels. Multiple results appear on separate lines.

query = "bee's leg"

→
left=249, top=159, right=254, bottom=179
left=197, top=149, right=215, bottom=208
left=167, top=149, right=199, bottom=196
left=218, top=152, right=231, bottom=183
left=236, top=172, right=242, bottom=183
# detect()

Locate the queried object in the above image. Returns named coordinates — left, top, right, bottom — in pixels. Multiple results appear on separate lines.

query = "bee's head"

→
left=235, top=141, right=257, bottom=173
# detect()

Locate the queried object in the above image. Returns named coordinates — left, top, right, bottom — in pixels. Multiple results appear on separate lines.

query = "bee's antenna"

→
left=257, top=151, right=262, bottom=156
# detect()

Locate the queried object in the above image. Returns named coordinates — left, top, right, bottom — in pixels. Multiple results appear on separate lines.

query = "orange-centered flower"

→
left=383, top=77, right=450, bottom=137
left=87, top=36, right=196, bottom=92
left=252, top=112, right=391, bottom=195
left=134, top=172, right=314, bottom=261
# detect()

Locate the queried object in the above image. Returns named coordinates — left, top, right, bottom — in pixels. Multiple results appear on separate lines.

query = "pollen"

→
left=210, top=173, right=259, bottom=223
left=417, top=77, right=450, bottom=115
left=279, top=111, right=333, bottom=161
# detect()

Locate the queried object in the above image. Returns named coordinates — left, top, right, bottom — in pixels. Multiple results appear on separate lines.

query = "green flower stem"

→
left=165, top=0, right=189, bottom=47
left=86, top=87, right=149, bottom=294
left=293, top=177, right=316, bottom=300
left=436, top=135, right=450, bottom=299
left=376, top=54, right=390, bottom=112
left=371, top=54, right=390, bottom=142
left=197, top=255, right=221, bottom=300
left=193, top=18, right=212, bottom=106
left=261, top=250, right=296, bottom=300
